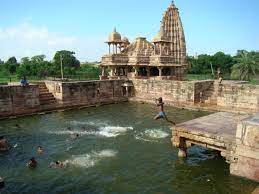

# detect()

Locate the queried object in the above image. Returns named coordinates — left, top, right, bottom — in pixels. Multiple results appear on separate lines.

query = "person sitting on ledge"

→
left=153, top=97, right=176, bottom=125
left=20, top=76, right=29, bottom=87
left=27, top=157, right=37, bottom=169
left=37, top=146, right=44, bottom=155
left=0, top=136, right=10, bottom=151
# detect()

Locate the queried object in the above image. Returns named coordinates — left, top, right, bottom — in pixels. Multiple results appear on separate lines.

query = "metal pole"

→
left=60, top=55, right=64, bottom=80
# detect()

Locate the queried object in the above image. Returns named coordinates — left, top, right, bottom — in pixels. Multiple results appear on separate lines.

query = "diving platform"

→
left=172, top=112, right=259, bottom=182
left=172, top=112, right=249, bottom=161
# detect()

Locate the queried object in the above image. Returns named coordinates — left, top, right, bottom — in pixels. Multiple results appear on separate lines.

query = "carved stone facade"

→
left=100, top=2, right=187, bottom=81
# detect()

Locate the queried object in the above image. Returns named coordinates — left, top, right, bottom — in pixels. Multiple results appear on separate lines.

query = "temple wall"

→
left=0, top=80, right=127, bottom=118
left=131, top=79, right=214, bottom=106
left=230, top=114, right=259, bottom=182
left=45, top=80, right=127, bottom=106
left=0, top=85, right=40, bottom=117
left=131, top=79, right=259, bottom=113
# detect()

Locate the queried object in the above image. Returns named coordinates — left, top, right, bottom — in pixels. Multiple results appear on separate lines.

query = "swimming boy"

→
left=154, top=97, right=176, bottom=125
left=37, top=146, right=44, bottom=155
left=27, top=157, right=37, bottom=169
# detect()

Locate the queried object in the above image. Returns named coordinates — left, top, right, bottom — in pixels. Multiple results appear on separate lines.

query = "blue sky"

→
left=0, top=0, right=258, bottom=62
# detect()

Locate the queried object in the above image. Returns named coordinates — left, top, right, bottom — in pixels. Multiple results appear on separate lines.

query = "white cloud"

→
left=0, top=22, right=106, bottom=62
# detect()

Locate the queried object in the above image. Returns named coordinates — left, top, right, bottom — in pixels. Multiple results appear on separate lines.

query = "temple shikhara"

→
left=100, top=1, right=187, bottom=80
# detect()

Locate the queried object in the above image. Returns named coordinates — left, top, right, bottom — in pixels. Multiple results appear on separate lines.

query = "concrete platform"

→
left=172, top=112, right=250, bottom=162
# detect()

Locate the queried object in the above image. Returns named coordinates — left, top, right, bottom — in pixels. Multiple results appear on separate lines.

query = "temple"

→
left=100, top=1, right=187, bottom=80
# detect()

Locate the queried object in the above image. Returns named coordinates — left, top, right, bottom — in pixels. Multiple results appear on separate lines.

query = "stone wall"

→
left=216, top=83, right=259, bottom=112
left=0, top=85, right=40, bottom=117
left=131, top=79, right=214, bottom=106
left=45, top=80, right=127, bottom=106
left=131, top=79, right=259, bottom=113
left=230, top=114, right=259, bottom=182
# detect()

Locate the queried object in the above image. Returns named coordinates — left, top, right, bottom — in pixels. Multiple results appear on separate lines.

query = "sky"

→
left=0, top=0, right=258, bottom=62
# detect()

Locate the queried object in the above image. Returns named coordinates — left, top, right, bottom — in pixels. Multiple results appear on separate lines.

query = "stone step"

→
left=39, top=96, right=55, bottom=101
left=40, top=98, right=56, bottom=103
left=39, top=89, right=51, bottom=93
left=39, top=93, right=54, bottom=97
left=40, top=101, right=57, bottom=106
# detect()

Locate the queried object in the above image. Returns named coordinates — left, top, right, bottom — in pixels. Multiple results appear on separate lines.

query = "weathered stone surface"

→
left=172, top=112, right=250, bottom=164
left=45, top=80, right=128, bottom=106
left=252, top=186, right=259, bottom=194
left=0, top=85, right=40, bottom=117
left=0, top=80, right=129, bottom=118
left=131, top=79, right=214, bottom=106
left=230, top=114, right=259, bottom=182
left=131, top=79, right=259, bottom=113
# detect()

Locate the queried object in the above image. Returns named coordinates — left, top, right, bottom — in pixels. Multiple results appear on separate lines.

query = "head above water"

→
left=158, top=97, right=163, bottom=103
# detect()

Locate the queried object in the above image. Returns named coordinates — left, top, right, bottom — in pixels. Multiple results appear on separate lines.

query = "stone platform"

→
left=172, top=112, right=249, bottom=161
left=172, top=112, right=259, bottom=182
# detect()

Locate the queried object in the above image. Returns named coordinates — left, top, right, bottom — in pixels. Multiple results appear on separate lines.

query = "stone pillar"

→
left=126, top=86, right=129, bottom=97
left=134, top=67, right=139, bottom=77
left=101, top=67, right=105, bottom=76
left=110, top=67, right=115, bottom=76
left=178, top=148, right=187, bottom=158
left=108, top=44, right=111, bottom=54
left=147, top=67, right=150, bottom=78
left=124, top=67, right=128, bottom=76
left=158, top=67, right=162, bottom=77
left=230, top=114, right=259, bottom=182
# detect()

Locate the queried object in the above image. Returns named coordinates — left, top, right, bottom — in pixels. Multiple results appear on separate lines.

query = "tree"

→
left=188, top=54, right=212, bottom=74
left=53, top=50, right=80, bottom=77
left=211, top=52, right=234, bottom=74
left=4, top=57, right=19, bottom=74
left=17, top=55, right=52, bottom=78
left=231, top=51, right=259, bottom=81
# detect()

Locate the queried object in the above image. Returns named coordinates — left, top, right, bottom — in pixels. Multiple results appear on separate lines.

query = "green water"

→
left=0, top=102, right=257, bottom=194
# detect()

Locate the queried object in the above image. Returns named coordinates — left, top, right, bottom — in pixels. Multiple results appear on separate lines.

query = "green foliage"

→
left=77, top=63, right=100, bottom=79
left=188, top=52, right=234, bottom=75
left=4, top=56, right=19, bottom=74
left=231, top=51, right=259, bottom=81
left=17, top=55, right=52, bottom=78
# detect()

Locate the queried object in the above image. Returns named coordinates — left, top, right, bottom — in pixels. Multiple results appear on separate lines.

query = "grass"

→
left=187, top=74, right=259, bottom=85
left=0, top=74, right=99, bottom=83
left=0, top=73, right=258, bottom=85
left=186, top=74, right=214, bottom=81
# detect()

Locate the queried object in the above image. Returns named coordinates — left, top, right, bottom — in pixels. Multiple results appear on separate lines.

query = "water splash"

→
left=64, top=149, right=118, bottom=168
left=98, top=126, right=133, bottom=137
left=48, top=124, right=133, bottom=138
left=135, top=129, right=169, bottom=142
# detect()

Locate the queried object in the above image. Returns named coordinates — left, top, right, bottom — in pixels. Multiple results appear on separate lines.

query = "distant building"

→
left=100, top=2, right=187, bottom=80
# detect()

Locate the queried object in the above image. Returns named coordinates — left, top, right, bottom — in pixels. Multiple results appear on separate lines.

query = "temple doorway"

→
left=150, top=67, right=159, bottom=76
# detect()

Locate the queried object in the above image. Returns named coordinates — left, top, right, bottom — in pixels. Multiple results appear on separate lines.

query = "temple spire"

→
left=170, top=0, right=176, bottom=8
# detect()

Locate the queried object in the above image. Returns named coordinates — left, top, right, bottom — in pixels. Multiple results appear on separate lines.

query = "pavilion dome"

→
left=108, top=28, right=122, bottom=43
left=122, top=37, right=130, bottom=43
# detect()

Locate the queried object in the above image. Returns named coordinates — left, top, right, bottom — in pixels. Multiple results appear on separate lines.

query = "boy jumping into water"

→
left=154, top=97, right=176, bottom=125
